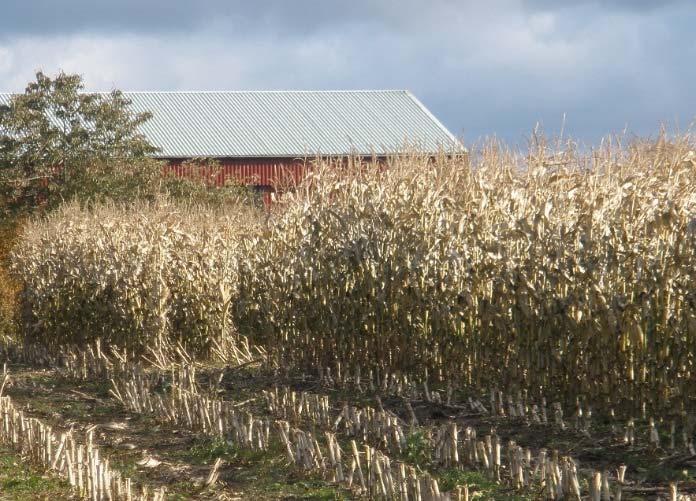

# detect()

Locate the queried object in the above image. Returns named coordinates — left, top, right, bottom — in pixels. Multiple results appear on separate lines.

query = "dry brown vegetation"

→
left=11, top=133, right=696, bottom=419
left=237, top=135, right=696, bottom=419
left=0, top=220, right=21, bottom=338
left=12, top=198, right=260, bottom=354
left=6, top=133, right=696, bottom=499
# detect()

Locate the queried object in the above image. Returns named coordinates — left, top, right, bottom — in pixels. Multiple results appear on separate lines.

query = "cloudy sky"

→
left=0, top=0, right=693, bottom=146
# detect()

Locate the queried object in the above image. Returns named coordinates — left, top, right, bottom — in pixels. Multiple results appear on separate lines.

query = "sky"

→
left=0, top=0, right=694, bottom=147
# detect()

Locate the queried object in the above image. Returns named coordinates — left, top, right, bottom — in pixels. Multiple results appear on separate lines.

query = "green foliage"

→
left=59, top=157, right=162, bottom=206
left=0, top=447, right=74, bottom=500
left=0, top=72, right=257, bottom=214
left=183, top=438, right=246, bottom=465
left=161, top=157, right=260, bottom=208
left=404, top=431, right=431, bottom=466
left=171, top=439, right=346, bottom=499
left=438, top=469, right=531, bottom=500
left=0, top=71, right=157, bottom=214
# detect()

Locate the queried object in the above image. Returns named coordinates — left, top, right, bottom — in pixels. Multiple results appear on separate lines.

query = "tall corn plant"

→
left=235, top=138, right=696, bottom=415
left=12, top=199, right=258, bottom=354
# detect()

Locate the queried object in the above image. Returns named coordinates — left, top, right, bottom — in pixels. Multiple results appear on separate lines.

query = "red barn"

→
left=122, top=90, right=461, bottom=199
left=0, top=90, right=462, bottom=202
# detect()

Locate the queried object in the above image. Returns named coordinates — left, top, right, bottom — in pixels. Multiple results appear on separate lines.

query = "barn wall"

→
left=164, top=157, right=311, bottom=189
left=162, top=155, right=400, bottom=205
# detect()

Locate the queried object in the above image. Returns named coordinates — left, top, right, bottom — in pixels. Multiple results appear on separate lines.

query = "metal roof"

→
left=0, top=90, right=461, bottom=158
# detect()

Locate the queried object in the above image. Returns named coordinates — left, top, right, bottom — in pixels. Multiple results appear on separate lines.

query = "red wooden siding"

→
left=165, top=157, right=309, bottom=188
left=161, top=155, right=404, bottom=205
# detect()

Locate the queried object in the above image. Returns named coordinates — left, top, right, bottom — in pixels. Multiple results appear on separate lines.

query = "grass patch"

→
left=172, top=438, right=349, bottom=499
left=0, top=447, right=74, bottom=500
left=174, top=437, right=267, bottom=466
left=403, top=431, right=431, bottom=466
left=438, top=469, right=531, bottom=500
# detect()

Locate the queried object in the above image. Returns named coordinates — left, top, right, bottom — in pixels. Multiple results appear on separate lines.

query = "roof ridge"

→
left=2, top=90, right=409, bottom=95
left=122, top=90, right=410, bottom=95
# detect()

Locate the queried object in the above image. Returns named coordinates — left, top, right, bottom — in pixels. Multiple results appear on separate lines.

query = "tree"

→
left=0, top=71, right=159, bottom=213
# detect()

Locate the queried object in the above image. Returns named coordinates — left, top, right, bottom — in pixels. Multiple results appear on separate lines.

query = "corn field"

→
left=13, top=135, right=696, bottom=418
left=12, top=198, right=259, bottom=355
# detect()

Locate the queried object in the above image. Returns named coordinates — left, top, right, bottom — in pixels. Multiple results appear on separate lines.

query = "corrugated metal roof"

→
left=0, top=90, right=461, bottom=158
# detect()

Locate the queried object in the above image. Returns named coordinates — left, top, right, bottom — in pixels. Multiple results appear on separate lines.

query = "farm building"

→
left=0, top=90, right=461, bottom=197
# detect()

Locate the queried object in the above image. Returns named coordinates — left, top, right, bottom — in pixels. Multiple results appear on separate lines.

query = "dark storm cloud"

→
left=0, top=0, right=411, bottom=37
left=0, top=0, right=694, bottom=144
left=0, top=0, right=230, bottom=35
left=2, top=0, right=688, bottom=37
